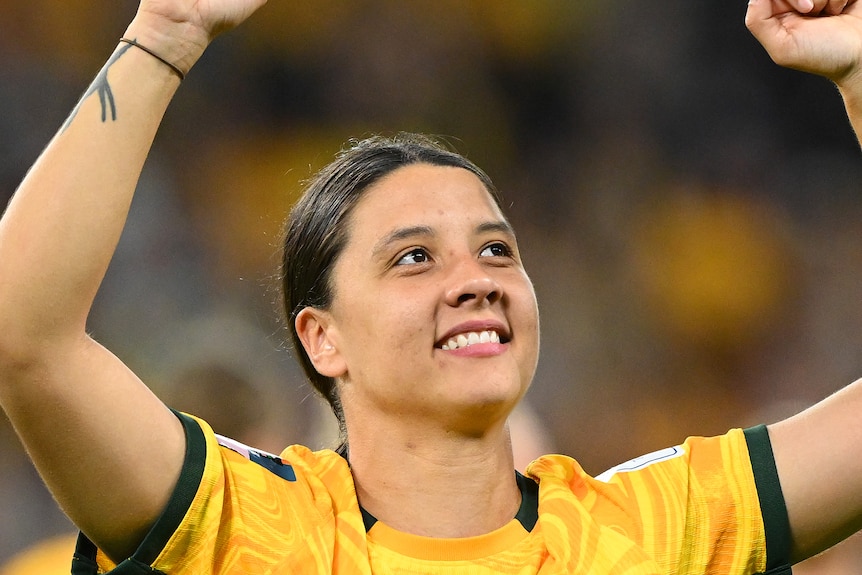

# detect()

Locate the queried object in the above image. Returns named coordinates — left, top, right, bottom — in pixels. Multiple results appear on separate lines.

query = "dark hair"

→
left=280, top=133, right=502, bottom=442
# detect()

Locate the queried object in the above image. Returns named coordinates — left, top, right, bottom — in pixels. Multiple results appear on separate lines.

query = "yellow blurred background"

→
left=1, top=1, right=861, bottom=572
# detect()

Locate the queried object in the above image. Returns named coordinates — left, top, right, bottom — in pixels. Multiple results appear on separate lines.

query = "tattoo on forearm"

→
left=61, top=42, right=133, bottom=132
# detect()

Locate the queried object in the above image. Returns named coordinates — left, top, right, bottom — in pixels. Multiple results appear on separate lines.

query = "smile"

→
left=441, top=330, right=501, bottom=351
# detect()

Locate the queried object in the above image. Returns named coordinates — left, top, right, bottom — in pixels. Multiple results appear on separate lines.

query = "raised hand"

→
left=126, top=0, right=268, bottom=74
left=137, top=0, right=268, bottom=40
left=746, top=0, right=862, bottom=86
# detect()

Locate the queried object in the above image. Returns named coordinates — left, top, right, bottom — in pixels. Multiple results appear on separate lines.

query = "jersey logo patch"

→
left=595, top=445, right=684, bottom=483
left=216, top=434, right=297, bottom=482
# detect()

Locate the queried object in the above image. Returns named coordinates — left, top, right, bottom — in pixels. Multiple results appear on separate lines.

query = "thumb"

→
left=745, top=0, right=803, bottom=68
left=745, top=0, right=781, bottom=43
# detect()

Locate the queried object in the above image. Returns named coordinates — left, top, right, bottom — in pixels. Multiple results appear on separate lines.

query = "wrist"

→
left=835, top=68, right=862, bottom=143
left=837, top=67, right=862, bottom=107
left=123, top=12, right=211, bottom=79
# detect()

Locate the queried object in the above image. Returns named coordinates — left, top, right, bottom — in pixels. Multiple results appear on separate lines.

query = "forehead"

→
left=347, top=164, right=507, bottom=237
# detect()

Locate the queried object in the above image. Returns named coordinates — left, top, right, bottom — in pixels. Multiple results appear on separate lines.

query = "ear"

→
left=294, top=307, right=347, bottom=378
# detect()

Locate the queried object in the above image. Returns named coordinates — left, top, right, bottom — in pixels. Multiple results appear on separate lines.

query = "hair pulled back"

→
left=281, top=133, right=501, bottom=439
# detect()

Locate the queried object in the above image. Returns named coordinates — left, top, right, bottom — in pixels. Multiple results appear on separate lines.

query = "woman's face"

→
left=318, top=163, right=540, bottom=434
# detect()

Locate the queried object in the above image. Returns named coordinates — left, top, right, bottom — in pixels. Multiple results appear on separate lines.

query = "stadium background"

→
left=1, top=1, right=861, bottom=571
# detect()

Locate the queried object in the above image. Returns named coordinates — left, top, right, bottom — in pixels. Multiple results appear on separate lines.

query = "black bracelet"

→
left=119, top=38, right=185, bottom=81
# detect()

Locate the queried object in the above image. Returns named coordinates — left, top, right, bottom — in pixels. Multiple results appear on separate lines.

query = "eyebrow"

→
left=371, top=220, right=517, bottom=260
left=476, top=220, right=517, bottom=239
left=371, top=225, right=435, bottom=260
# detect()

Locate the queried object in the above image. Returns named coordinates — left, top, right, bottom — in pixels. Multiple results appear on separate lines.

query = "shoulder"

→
left=594, top=427, right=753, bottom=484
left=185, top=414, right=354, bottom=503
left=214, top=433, right=299, bottom=482
left=524, top=429, right=763, bottom=532
left=525, top=428, right=755, bottom=488
left=77, top=414, right=361, bottom=575
left=525, top=429, right=787, bottom=573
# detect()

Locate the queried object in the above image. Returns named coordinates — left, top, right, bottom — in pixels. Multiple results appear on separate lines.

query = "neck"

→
left=344, top=416, right=521, bottom=539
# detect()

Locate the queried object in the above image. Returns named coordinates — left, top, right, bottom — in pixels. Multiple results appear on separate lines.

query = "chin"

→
left=444, top=393, right=520, bottom=434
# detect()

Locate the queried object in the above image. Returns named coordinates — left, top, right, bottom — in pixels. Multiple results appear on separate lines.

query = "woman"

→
left=1, top=0, right=861, bottom=573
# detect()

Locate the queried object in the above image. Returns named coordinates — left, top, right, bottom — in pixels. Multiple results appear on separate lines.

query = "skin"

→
left=746, top=0, right=862, bottom=562
left=296, top=164, right=540, bottom=537
left=0, top=0, right=860, bottom=566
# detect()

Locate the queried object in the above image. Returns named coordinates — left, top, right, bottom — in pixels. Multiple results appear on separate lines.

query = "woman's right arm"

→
left=0, top=0, right=265, bottom=562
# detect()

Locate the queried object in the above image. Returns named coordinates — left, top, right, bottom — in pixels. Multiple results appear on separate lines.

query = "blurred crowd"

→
left=2, top=0, right=862, bottom=572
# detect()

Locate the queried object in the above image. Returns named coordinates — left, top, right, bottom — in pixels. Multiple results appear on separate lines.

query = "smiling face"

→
left=302, top=163, right=540, bottom=435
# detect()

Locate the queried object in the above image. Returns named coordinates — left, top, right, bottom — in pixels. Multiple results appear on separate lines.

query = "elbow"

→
left=0, top=299, right=86, bottom=371
left=0, top=320, right=77, bottom=383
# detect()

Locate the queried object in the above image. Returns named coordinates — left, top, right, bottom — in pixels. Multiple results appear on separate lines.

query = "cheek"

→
left=338, top=295, right=432, bottom=356
left=381, top=305, right=432, bottom=353
left=514, top=280, right=541, bottom=357
left=514, top=277, right=540, bottom=326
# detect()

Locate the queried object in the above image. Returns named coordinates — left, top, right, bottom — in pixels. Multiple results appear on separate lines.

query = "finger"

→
left=786, top=0, right=816, bottom=12
left=825, top=0, right=850, bottom=13
left=746, top=0, right=784, bottom=38
left=745, top=0, right=798, bottom=61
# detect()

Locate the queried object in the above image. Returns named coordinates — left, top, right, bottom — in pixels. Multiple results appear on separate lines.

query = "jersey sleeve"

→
left=71, top=411, right=334, bottom=575
left=593, top=427, right=792, bottom=575
left=743, top=425, right=792, bottom=574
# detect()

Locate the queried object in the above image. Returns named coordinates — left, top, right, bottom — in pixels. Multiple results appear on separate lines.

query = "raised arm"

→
left=0, top=0, right=265, bottom=562
left=745, top=0, right=862, bottom=563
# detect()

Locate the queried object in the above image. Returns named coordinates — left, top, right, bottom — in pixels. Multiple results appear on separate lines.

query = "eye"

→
left=479, top=242, right=512, bottom=258
left=395, top=248, right=431, bottom=266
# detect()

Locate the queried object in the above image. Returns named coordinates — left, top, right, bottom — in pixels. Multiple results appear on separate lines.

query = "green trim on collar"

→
left=514, top=470, right=539, bottom=532
left=359, top=470, right=539, bottom=533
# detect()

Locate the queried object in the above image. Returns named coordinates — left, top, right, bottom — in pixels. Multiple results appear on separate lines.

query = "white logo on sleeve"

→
left=595, top=446, right=685, bottom=483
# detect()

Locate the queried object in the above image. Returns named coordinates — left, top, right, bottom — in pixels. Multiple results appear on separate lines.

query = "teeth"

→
left=441, top=330, right=501, bottom=350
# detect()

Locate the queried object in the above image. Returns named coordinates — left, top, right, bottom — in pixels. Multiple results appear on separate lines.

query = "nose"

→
left=444, top=260, right=503, bottom=307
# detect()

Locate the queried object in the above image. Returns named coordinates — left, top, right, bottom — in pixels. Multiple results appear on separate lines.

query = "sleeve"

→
left=594, top=427, right=791, bottom=575
left=71, top=411, right=331, bottom=575
left=743, top=425, right=792, bottom=575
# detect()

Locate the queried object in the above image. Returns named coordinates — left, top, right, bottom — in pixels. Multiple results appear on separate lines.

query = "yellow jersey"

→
left=71, top=412, right=791, bottom=574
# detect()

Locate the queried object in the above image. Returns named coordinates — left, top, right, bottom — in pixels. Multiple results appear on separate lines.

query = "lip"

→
left=435, top=319, right=511, bottom=348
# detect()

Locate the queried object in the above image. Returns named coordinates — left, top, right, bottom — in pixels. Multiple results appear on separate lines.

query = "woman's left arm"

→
left=745, top=2, right=862, bottom=561
left=767, top=381, right=862, bottom=562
